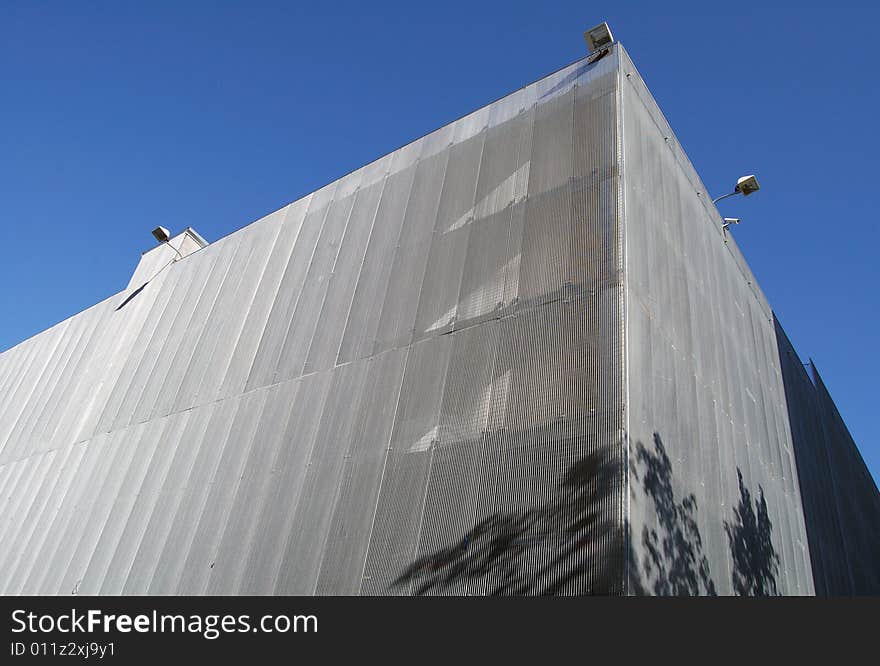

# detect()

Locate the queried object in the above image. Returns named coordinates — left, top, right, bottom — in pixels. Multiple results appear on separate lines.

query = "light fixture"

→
left=150, top=226, right=183, bottom=260
left=712, top=174, right=760, bottom=204
left=735, top=174, right=760, bottom=196
left=584, top=22, right=614, bottom=54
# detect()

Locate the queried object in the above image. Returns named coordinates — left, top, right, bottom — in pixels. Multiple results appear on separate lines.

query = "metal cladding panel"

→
left=20, top=431, right=113, bottom=594
left=810, top=369, right=880, bottom=594
left=775, top=321, right=880, bottom=595
left=172, top=216, right=283, bottom=412
left=0, top=46, right=673, bottom=596
left=314, top=348, right=408, bottom=595
left=620, top=44, right=815, bottom=595
left=176, top=389, right=270, bottom=595
left=273, top=361, right=372, bottom=595
left=100, top=412, right=193, bottom=595
left=149, top=236, right=251, bottom=421
left=411, top=127, right=484, bottom=339
left=214, top=200, right=305, bottom=401
left=204, top=379, right=302, bottom=595
left=110, top=251, right=218, bottom=431
left=360, top=335, right=456, bottom=595
left=240, top=371, right=334, bottom=595
left=244, top=191, right=331, bottom=392
left=398, top=294, right=625, bottom=596
left=143, top=398, right=241, bottom=595
left=3, top=41, right=874, bottom=597
left=303, top=177, right=385, bottom=374
left=337, top=157, right=418, bottom=364
left=116, top=403, right=215, bottom=595
left=454, top=108, right=534, bottom=330
left=0, top=442, right=85, bottom=593
left=274, top=186, right=359, bottom=383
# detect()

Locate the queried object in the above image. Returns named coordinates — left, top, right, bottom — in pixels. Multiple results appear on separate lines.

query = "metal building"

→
left=0, top=40, right=877, bottom=595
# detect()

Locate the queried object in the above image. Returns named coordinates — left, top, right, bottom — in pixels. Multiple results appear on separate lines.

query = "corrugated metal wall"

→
left=0, top=50, right=625, bottom=595
left=775, top=321, right=880, bottom=595
left=619, top=46, right=815, bottom=595
left=2, top=42, right=875, bottom=596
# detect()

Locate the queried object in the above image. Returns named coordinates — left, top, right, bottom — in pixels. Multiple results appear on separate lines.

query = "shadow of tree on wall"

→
left=725, top=468, right=780, bottom=596
left=392, top=431, right=784, bottom=595
left=633, top=433, right=716, bottom=595
left=391, top=442, right=622, bottom=596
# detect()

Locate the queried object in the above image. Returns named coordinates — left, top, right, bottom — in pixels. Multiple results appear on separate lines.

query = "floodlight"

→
left=584, top=22, right=614, bottom=53
left=712, top=174, right=761, bottom=204
left=150, top=225, right=184, bottom=260
left=734, top=174, right=760, bottom=196
left=152, top=226, right=171, bottom=243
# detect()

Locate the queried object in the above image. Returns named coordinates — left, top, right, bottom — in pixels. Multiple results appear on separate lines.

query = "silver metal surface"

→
left=0, top=43, right=875, bottom=595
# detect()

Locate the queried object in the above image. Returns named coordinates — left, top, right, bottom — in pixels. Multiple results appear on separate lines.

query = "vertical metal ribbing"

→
left=244, top=183, right=337, bottom=392
left=15, top=48, right=849, bottom=598
left=409, top=321, right=500, bottom=595
left=516, top=86, right=574, bottom=308
left=303, top=165, right=388, bottom=375
left=614, top=43, right=632, bottom=596
left=150, top=234, right=253, bottom=420
left=412, top=121, right=486, bottom=341
left=215, top=197, right=310, bottom=402
left=336, top=145, right=420, bottom=365
left=455, top=104, right=534, bottom=330
left=128, top=241, right=237, bottom=427
left=271, top=359, right=371, bottom=595
left=115, top=400, right=216, bottom=595
left=179, top=216, right=285, bottom=412
left=372, top=142, right=451, bottom=356
left=360, top=335, right=454, bottom=595
left=314, top=347, right=408, bottom=595
left=273, top=178, right=359, bottom=384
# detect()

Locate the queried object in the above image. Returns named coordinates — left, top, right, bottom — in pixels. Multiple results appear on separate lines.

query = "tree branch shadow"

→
left=393, top=431, right=782, bottom=595
left=632, top=433, right=716, bottom=596
left=724, top=468, right=780, bottom=596
left=392, top=439, right=622, bottom=596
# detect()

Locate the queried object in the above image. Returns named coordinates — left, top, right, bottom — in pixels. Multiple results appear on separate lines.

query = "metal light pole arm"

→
left=712, top=190, right=741, bottom=205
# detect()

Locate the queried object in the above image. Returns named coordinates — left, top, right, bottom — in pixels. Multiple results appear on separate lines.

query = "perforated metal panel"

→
left=620, top=45, right=816, bottom=596
left=0, top=43, right=874, bottom=596
left=775, top=324, right=880, bottom=595
left=0, top=49, right=637, bottom=596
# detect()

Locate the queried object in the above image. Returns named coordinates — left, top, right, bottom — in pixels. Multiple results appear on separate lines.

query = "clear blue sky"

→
left=1, top=1, right=877, bottom=484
